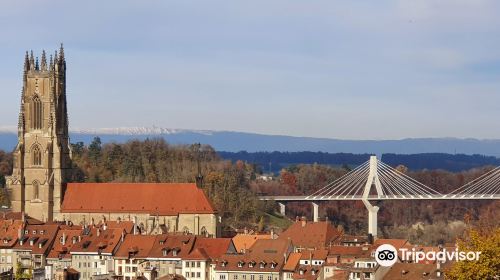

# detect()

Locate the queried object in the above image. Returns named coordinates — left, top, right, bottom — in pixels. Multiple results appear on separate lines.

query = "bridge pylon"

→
left=362, top=155, right=383, bottom=237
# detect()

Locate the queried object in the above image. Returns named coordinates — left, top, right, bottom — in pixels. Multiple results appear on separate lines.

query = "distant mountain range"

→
left=1, top=126, right=500, bottom=157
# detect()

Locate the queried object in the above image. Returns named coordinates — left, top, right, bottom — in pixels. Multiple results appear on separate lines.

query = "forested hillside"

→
left=219, top=151, right=500, bottom=172
left=1, top=139, right=499, bottom=243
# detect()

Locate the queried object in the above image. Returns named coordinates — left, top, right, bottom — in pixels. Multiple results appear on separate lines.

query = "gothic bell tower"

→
left=6, top=45, right=72, bottom=222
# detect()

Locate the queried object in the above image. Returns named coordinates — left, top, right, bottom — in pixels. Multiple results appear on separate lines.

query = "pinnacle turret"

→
left=24, top=51, right=29, bottom=72
left=29, top=50, right=35, bottom=70
left=41, top=50, right=47, bottom=71
left=59, top=43, right=64, bottom=61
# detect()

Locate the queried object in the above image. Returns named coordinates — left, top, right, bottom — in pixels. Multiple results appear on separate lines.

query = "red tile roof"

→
left=61, top=183, right=215, bottom=215
left=293, top=265, right=322, bottom=280
left=373, top=239, right=409, bottom=251
left=328, top=246, right=370, bottom=257
left=383, top=262, right=447, bottom=279
left=300, top=249, right=328, bottom=261
left=47, top=227, right=83, bottom=259
left=278, top=221, right=341, bottom=249
left=185, top=248, right=210, bottom=260
left=232, top=234, right=271, bottom=253
left=70, top=227, right=122, bottom=255
left=216, top=239, right=292, bottom=272
left=0, top=219, right=24, bottom=248
left=192, top=238, right=235, bottom=259
left=148, top=234, right=196, bottom=259
left=114, top=234, right=157, bottom=259
left=283, top=252, right=301, bottom=271
left=14, top=224, right=59, bottom=255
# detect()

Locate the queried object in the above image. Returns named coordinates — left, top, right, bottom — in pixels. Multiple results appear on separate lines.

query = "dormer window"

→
left=40, top=230, right=45, bottom=234
left=299, top=269, right=305, bottom=275
left=162, top=248, right=169, bottom=256
left=32, top=230, right=36, bottom=234
left=3, top=239, right=8, bottom=244
left=24, top=230, right=29, bottom=235
left=311, top=270, right=316, bottom=276
left=270, top=261, right=277, bottom=268
left=249, top=261, right=256, bottom=268
left=237, top=261, right=245, bottom=268
left=221, top=260, right=228, bottom=267
left=259, top=261, right=266, bottom=268
left=172, top=248, right=179, bottom=256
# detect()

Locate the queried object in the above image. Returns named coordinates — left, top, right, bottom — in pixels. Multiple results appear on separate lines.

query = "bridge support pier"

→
left=312, top=202, right=319, bottom=222
left=362, top=199, right=379, bottom=237
left=278, top=202, right=286, bottom=216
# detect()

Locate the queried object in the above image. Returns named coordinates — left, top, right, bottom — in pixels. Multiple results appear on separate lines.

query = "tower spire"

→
left=35, top=57, right=39, bottom=71
left=41, top=50, right=47, bottom=71
left=49, top=54, right=53, bottom=70
left=59, top=43, right=64, bottom=61
left=29, top=50, right=35, bottom=70
left=24, top=51, right=29, bottom=72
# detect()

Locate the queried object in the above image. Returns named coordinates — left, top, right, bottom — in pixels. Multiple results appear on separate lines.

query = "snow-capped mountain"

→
left=1, top=126, right=500, bottom=157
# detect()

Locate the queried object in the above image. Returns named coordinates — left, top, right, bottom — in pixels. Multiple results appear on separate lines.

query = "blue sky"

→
left=1, top=0, right=500, bottom=139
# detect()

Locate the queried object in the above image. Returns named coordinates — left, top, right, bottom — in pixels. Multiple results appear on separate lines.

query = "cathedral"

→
left=6, top=46, right=72, bottom=222
left=5, top=46, right=218, bottom=236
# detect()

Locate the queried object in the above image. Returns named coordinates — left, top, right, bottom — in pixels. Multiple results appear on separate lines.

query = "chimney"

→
left=284, top=253, right=288, bottom=264
left=103, top=223, right=107, bottom=231
left=301, top=218, right=306, bottom=227
left=78, top=235, right=82, bottom=242
left=62, top=232, right=66, bottom=245
left=21, top=212, right=25, bottom=223
left=133, top=216, right=137, bottom=235
left=270, top=228, right=275, bottom=239
left=97, top=229, right=100, bottom=237
left=121, top=231, right=125, bottom=243
left=18, top=228, right=22, bottom=240
left=367, top=233, right=374, bottom=245
left=436, top=261, right=441, bottom=277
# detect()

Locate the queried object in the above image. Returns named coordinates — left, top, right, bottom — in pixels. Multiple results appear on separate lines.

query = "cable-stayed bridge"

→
left=259, top=156, right=500, bottom=236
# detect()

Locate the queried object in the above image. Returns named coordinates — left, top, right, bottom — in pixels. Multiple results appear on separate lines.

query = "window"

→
left=31, top=95, right=43, bottom=130
left=267, top=276, right=272, bottom=280
left=233, top=275, right=238, bottom=280
left=32, top=145, right=42, bottom=166
left=197, top=272, right=201, bottom=278
left=197, top=261, right=201, bottom=268
left=259, top=275, right=263, bottom=280
left=219, top=275, right=226, bottom=280
left=200, top=226, right=207, bottom=236
left=191, top=261, right=195, bottom=267
left=250, top=275, right=254, bottom=280
left=186, top=262, right=190, bottom=268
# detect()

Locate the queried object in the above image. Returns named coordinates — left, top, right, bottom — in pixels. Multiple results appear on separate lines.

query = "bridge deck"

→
left=259, top=194, right=500, bottom=201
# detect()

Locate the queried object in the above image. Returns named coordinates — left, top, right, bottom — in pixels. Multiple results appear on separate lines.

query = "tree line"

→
left=219, top=151, right=500, bottom=173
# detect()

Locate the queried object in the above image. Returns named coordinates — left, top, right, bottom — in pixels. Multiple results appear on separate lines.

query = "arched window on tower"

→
left=32, top=181, right=39, bottom=200
left=32, top=145, right=42, bottom=166
left=31, top=95, right=43, bottom=130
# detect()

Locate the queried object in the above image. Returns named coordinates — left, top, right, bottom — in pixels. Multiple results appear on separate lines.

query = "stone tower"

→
left=6, top=45, right=72, bottom=222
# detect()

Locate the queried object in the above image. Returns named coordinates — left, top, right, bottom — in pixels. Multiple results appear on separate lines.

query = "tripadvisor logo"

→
left=374, top=244, right=482, bottom=267
left=375, top=244, right=398, bottom=267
